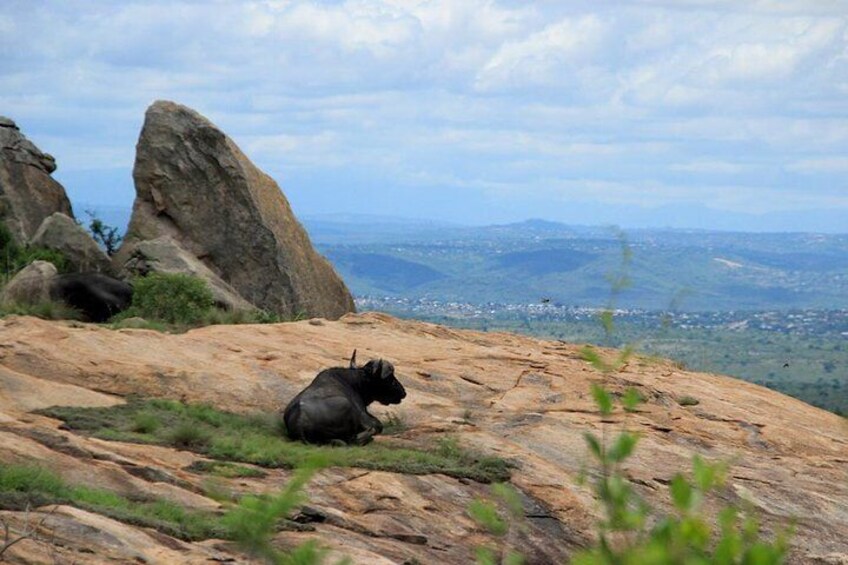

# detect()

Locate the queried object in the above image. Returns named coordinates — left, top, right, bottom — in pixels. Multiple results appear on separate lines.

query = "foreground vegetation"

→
left=0, top=464, right=226, bottom=541
left=37, top=398, right=511, bottom=483
left=467, top=385, right=792, bottom=565
left=0, top=397, right=509, bottom=559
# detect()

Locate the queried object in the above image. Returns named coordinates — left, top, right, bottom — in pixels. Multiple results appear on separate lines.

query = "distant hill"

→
left=304, top=216, right=848, bottom=311
left=65, top=210, right=848, bottom=311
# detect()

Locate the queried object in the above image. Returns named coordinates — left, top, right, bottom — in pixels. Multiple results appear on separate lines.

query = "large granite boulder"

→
left=0, top=260, right=57, bottom=305
left=116, top=101, right=354, bottom=320
left=118, top=235, right=254, bottom=312
left=0, top=117, right=74, bottom=243
left=31, top=213, right=111, bottom=273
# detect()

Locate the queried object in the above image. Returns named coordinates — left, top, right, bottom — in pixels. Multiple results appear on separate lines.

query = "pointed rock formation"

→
left=116, top=101, right=354, bottom=320
left=0, top=117, right=73, bottom=242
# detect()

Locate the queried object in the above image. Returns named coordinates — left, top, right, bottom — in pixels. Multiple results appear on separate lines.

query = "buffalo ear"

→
left=349, top=349, right=358, bottom=369
left=363, top=359, right=382, bottom=379
left=379, top=360, right=394, bottom=380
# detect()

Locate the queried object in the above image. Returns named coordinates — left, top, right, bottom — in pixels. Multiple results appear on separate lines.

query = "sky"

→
left=1, top=0, right=847, bottom=232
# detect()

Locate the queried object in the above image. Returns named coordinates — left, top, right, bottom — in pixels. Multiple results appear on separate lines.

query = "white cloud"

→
left=0, top=0, right=846, bottom=227
left=693, top=18, right=843, bottom=86
left=787, top=157, right=848, bottom=173
left=474, top=15, right=610, bottom=91
left=671, top=160, right=749, bottom=174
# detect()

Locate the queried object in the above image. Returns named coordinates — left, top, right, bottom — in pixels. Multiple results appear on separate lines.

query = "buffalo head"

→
left=362, top=359, right=406, bottom=405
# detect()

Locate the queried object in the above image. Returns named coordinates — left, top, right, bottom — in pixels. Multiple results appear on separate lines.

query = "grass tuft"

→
left=186, top=460, right=268, bottom=479
left=0, top=301, right=83, bottom=321
left=677, top=396, right=700, bottom=407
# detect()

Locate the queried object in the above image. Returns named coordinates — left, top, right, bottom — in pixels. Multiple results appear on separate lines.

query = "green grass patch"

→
left=109, top=305, right=293, bottom=334
left=0, top=300, right=83, bottom=321
left=0, top=464, right=226, bottom=541
left=186, top=460, right=268, bottom=479
left=37, top=398, right=512, bottom=483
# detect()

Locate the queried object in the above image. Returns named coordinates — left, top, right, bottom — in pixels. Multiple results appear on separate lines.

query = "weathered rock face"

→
left=0, top=260, right=57, bottom=305
left=117, top=235, right=254, bottom=311
left=117, top=100, right=355, bottom=320
left=0, top=117, right=73, bottom=242
left=0, top=314, right=845, bottom=564
left=31, top=213, right=112, bottom=273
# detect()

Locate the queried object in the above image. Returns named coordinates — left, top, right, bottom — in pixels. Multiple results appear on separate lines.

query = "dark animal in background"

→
left=49, top=273, right=133, bottom=322
left=283, top=351, right=407, bottom=445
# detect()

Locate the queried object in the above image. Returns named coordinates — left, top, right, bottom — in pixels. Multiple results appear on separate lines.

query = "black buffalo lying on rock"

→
left=50, top=273, right=133, bottom=322
left=283, top=351, right=407, bottom=445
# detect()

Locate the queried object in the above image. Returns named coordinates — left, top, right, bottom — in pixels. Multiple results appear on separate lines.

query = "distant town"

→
left=357, top=296, right=848, bottom=339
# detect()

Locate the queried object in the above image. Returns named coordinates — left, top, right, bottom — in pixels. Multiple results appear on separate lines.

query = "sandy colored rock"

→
left=31, top=212, right=112, bottom=273
left=0, top=313, right=845, bottom=563
left=0, top=117, right=73, bottom=243
left=0, top=260, right=57, bottom=305
left=117, top=235, right=254, bottom=311
left=0, top=364, right=121, bottom=414
left=116, top=100, right=355, bottom=320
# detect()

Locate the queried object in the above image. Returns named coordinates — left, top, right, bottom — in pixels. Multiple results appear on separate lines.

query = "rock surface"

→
left=0, top=260, right=57, bottom=305
left=117, top=235, right=254, bottom=311
left=0, top=313, right=845, bottom=564
left=0, top=117, right=73, bottom=242
left=31, top=212, right=112, bottom=273
left=116, top=100, right=354, bottom=320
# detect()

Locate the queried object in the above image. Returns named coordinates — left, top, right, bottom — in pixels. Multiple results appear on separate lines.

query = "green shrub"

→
left=124, top=273, right=215, bottom=325
left=222, top=459, right=329, bottom=564
left=571, top=385, right=791, bottom=564
left=0, top=223, right=69, bottom=278
left=468, top=483, right=525, bottom=565
left=85, top=210, right=123, bottom=256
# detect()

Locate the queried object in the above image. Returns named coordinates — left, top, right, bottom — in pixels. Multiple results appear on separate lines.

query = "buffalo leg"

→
left=353, top=427, right=379, bottom=445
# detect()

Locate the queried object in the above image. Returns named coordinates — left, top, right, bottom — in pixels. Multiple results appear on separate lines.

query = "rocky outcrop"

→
left=0, top=314, right=845, bottom=563
left=116, top=101, right=355, bottom=320
left=0, top=260, right=57, bottom=305
left=118, top=235, right=254, bottom=311
left=31, top=213, right=112, bottom=273
left=0, top=117, right=73, bottom=242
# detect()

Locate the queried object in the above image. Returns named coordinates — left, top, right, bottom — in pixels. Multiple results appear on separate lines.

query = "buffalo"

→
left=50, top=272, right=133, bottom=322
left=283, top=351, right=407, bottom=445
